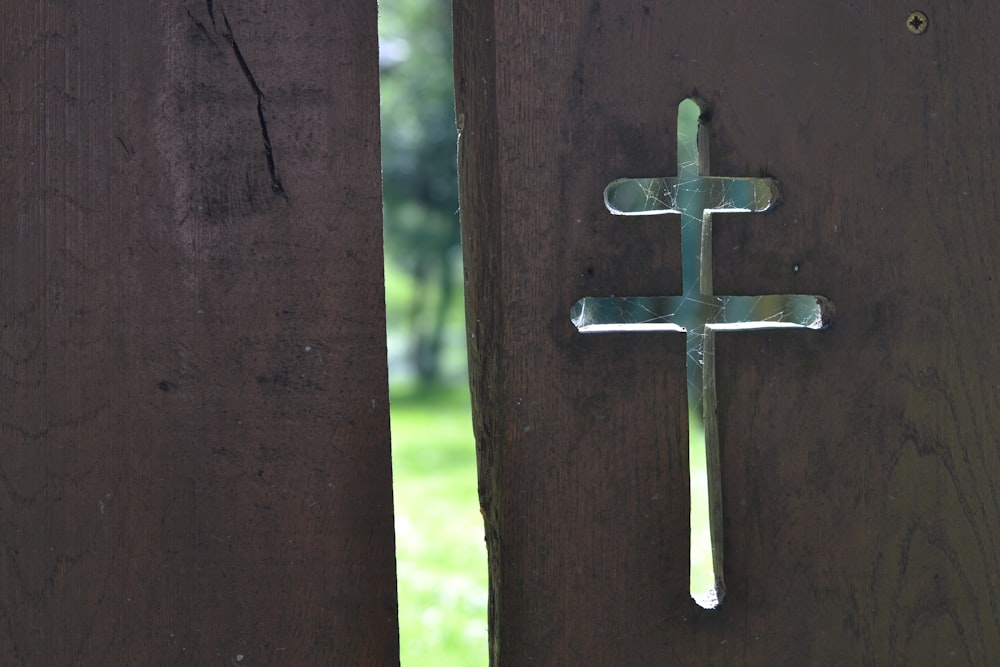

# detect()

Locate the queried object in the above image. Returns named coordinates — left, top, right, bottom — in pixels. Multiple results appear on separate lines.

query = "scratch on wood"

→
left=218, top=9, right=289, bottom=201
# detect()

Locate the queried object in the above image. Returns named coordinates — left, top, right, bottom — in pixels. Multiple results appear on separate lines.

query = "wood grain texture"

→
left=453, top=1, right=504, bottom=661
left=455, top=1, right=1000, bottom=664
left=0, top=1, right=398, bottom=664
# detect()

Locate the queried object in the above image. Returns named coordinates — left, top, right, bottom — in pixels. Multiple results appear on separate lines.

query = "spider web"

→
left=571, top=97, right=832, bottom=609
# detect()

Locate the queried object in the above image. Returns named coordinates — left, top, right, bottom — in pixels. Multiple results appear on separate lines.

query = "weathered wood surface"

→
left=456, top=2, right=1000, bottom=664
left=1, top=1, right=398, bottom=664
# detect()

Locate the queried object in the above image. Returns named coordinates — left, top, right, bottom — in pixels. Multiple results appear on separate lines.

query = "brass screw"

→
left=907, top=11, right=928, bottom=35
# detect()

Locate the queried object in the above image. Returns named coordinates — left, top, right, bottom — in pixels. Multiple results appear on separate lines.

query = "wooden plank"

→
left=0, top=1, right=398, bottom=664
left=456, top=1, right=1000, bottom=664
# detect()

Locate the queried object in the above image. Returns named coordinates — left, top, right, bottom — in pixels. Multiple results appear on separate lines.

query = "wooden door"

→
left=1, top=1, right=398, bottom=664
left=455, top=2, right=1000, bottom=664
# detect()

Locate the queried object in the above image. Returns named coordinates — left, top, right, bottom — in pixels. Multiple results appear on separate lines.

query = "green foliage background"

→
left=380, top=0, right=463, bottom=385
left=380, top=0, right=487, bottom=665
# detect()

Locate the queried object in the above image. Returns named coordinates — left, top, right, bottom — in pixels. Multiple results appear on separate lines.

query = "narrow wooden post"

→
left=456, top=2, right=1000, bottom=664
left=1, top=1, right=398, bottom=664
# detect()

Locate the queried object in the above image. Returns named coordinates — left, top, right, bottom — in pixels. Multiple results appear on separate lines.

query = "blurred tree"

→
left=380, top=0, right=460, bottom=384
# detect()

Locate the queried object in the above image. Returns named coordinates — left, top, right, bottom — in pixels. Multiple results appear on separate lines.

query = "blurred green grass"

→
left=390, top=382, right=488, bottom=667
left=688, top=418, right=715, bottom=603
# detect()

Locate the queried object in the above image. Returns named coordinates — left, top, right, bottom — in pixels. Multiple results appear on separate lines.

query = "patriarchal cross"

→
left=571, top=98, right=833, bottom=609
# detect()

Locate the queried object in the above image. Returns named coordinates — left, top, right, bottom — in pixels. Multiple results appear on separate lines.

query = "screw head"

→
left=907, top=11, right=928, bottom=35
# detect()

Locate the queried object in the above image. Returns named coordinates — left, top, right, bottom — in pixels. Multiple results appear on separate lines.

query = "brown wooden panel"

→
left=456, top=1, right=1000, bottom=664
left=0, top=1, right=398, bottom=664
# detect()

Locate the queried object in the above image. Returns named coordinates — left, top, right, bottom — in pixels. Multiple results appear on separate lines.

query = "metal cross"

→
left=571, top=98, right=833, bottom=608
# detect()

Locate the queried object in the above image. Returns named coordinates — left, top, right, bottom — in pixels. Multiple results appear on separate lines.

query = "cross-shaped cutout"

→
left=571, top=98, right=833, bottom=609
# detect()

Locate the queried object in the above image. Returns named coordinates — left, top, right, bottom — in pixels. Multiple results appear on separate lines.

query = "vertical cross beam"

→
left=572, top=98, right=833, bottom=608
